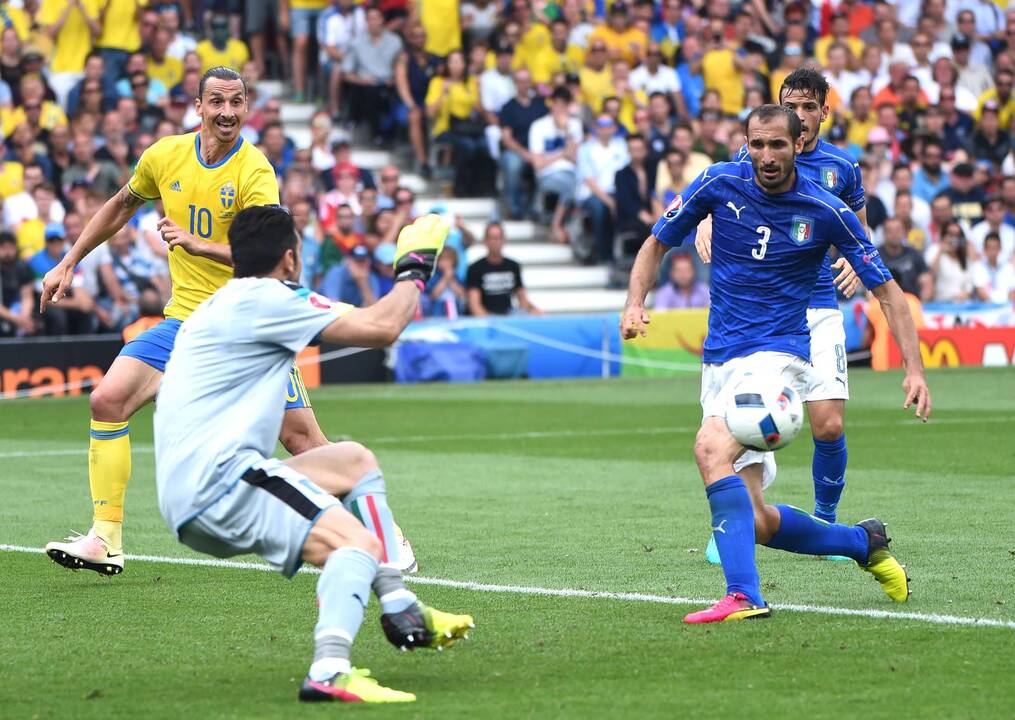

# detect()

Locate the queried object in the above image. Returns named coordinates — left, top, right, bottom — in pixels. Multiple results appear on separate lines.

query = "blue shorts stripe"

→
left=90, top=427, right=130, bottom=440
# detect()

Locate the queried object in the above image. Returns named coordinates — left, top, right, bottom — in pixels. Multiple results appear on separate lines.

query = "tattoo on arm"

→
left=119, top=185, right=146, bottom=210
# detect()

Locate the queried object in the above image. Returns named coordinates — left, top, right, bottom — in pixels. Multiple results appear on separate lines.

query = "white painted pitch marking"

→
left=3, top=414, right=1010, bottom=460
left=5, top=544, right=1013, bottom=631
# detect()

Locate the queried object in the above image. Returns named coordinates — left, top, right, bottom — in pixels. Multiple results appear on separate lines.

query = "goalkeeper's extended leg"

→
left=300, top=508, right=415, bottom=704
left=343, top=466, right=473, bottom=650
left=46, top=356, right=161, bottom=575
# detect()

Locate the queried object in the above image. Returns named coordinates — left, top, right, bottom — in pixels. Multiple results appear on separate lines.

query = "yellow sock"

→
left=89, top=420, right=130, bottom=552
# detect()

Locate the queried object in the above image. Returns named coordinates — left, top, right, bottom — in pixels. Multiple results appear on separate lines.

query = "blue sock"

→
left=310, top=546, right=378, bottom=681
left=764, top=505, right=869, bottom=562
left=812, top=434, right=847, bottom=522
left=343, top=470, right=417, bottom=614
left=706, top=475, right=764, bottom=607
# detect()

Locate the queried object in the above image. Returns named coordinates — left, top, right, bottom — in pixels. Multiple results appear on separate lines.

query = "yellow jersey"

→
left=196, top=38, right=250, bottom=75
left=419, top=0, right=462, bottom=57
left=37, top=0, right=102, bottom=73
left=148, top=54, right=184, bottom=91
left=126, top=132, right=279, bottom=320
left=527, top=44, right=584, bottom=85
left=96, top=0, right=145, bottom=52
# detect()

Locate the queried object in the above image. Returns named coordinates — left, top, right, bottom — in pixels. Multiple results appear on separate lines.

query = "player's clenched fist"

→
left=393, top=214, right=449, bottom=286
left=620, top=304, right=651, bottom=339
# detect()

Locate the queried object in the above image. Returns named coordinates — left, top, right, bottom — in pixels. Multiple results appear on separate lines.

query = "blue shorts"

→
left=119, top=318, right=312, bottom=410
left=289, top=7, right=321, bottom=37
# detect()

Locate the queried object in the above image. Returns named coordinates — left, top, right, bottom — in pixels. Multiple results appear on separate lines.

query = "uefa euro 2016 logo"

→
left=220, top=183, right=235, bottom=209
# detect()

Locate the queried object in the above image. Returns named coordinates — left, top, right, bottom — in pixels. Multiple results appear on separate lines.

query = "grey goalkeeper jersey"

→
left=154, top=278, right=351, bottom=534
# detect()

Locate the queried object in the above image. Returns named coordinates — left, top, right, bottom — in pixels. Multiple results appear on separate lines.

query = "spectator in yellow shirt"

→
left=814, top=11, right=864, bottom=68
left=281, top=0, right=328, bottom=101
left=2, top=75, right=67, bottom=138
left=418, top=0, right=462, bottom=59
left=845, top=86, right=877, bottom=149
left=587, top=3, right=647, bottom=66
left=37, top=0, right=102, bottom=105
left=701, top=18, right=745, bottom=117
left=579, top=39, right=613, bottom=114
left=975, top=69, right=1015, bottom=128
left=196, top=14, right=250, bottom=75
left=509, top=0, right=551, bottom=69
left=148, top=26, right=183, bottom=91
left=610, top=60, right=647, bottom=134
left=425, top=50, right=492, bottom=197
left=528, top=18, right=584, bottom=88
left=95, top=0, right=145, bottom=88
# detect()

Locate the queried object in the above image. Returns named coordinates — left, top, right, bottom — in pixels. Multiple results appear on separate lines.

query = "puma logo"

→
left=726, top=201, right=746, bottom=220
left=712, top=520, right=728, bottom=535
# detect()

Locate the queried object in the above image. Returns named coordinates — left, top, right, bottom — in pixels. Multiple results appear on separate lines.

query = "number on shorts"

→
left=752, top=226, right=771, bottom=260
left=834, top=343, right=846, bottom=374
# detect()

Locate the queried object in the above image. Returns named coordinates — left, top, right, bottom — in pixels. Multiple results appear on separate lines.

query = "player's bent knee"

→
left=694, top=425, right=737, bottom=477
left=811, top=414, right=844, bottom=442
left=332, top=441, right=379, bottom=478
left=89, top=381, right=129, bottom=422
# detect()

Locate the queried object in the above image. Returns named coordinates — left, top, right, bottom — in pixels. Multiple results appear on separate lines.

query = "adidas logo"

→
left=169, top=180, right=182, bottom=192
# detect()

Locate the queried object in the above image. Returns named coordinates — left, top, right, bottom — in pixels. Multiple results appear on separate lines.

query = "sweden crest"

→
left=220, top=183, right=236, bottom=209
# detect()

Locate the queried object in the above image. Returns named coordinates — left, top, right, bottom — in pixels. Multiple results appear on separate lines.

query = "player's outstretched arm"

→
left=40, top=184, right=144, bottom=311
left=320, top=214, right=448, bottom=347
left=621, top=235, right=667, bottom=339
left=870, top=280, right=932, bottom=422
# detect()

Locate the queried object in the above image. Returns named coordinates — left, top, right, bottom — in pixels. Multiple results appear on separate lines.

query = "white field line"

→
left=2, top=414, right=1011, bottom=460
left=4, top=543, right=1013, bottom=631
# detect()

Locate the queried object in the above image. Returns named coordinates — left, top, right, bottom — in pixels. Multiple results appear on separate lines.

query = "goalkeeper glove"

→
left=393, top=214, right=449, bottom=289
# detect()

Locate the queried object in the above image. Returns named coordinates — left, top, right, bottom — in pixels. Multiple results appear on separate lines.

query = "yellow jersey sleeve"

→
left=127, top=143, right=163, bottom=200
left=236, top=147, right=280, bottom=209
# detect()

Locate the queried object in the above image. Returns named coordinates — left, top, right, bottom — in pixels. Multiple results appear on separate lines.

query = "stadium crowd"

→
left=2, top=0, right=1015, bottom=340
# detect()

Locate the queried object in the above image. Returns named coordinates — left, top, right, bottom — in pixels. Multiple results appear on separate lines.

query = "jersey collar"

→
left=194, top=133, right=244, bottom=169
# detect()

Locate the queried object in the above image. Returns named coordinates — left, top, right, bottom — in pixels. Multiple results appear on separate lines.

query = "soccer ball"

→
left=724, top=374, right=804, bottom=451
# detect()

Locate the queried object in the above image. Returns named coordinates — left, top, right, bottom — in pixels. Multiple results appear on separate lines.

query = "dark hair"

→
left=229, top=206, right=296, bottom=278
left=943, top=220, right=968, bottom=268
left=745, top=104, right=803, bottom=141
left=199, top=66, right=246, bottom=98
left=550, top=86, right=572, bottom=104
left=86, top=49, right=104, bottom=63
left=984, top=231, right=1002, bottom=246
left=923, top=136, right=944, bottom=153
left=627, top=132, right=646, bottom=144
left=261, top=120, right=284, bottom=135
left=0, top=230, right=15, bottom=246
left=780, top=67, right=830, bottom=106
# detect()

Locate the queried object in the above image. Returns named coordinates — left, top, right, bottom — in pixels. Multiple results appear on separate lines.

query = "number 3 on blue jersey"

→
left=753, top=226, right=771, bottom=260
left=189, top=204, right=213, bottom=239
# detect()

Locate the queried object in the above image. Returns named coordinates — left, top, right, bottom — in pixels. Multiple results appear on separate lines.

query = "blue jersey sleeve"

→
left=651, top=167, right=717, bottom=247
left=823, top=203, right=891, bottom=290
left=842, top=159, right=866, bottom=212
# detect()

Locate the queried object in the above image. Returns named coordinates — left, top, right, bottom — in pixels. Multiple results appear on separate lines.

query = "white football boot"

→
left=45, top=529, right=124, bottom=576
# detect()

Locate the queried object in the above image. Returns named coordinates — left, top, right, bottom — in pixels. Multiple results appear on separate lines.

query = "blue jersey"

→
left=652, top=162, right=890, bottom=364
left=734, top=139, right=865, bottom=309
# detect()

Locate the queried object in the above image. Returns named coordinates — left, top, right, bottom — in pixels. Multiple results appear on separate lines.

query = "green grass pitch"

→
left=1, top=367, right=1014, bottom=719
